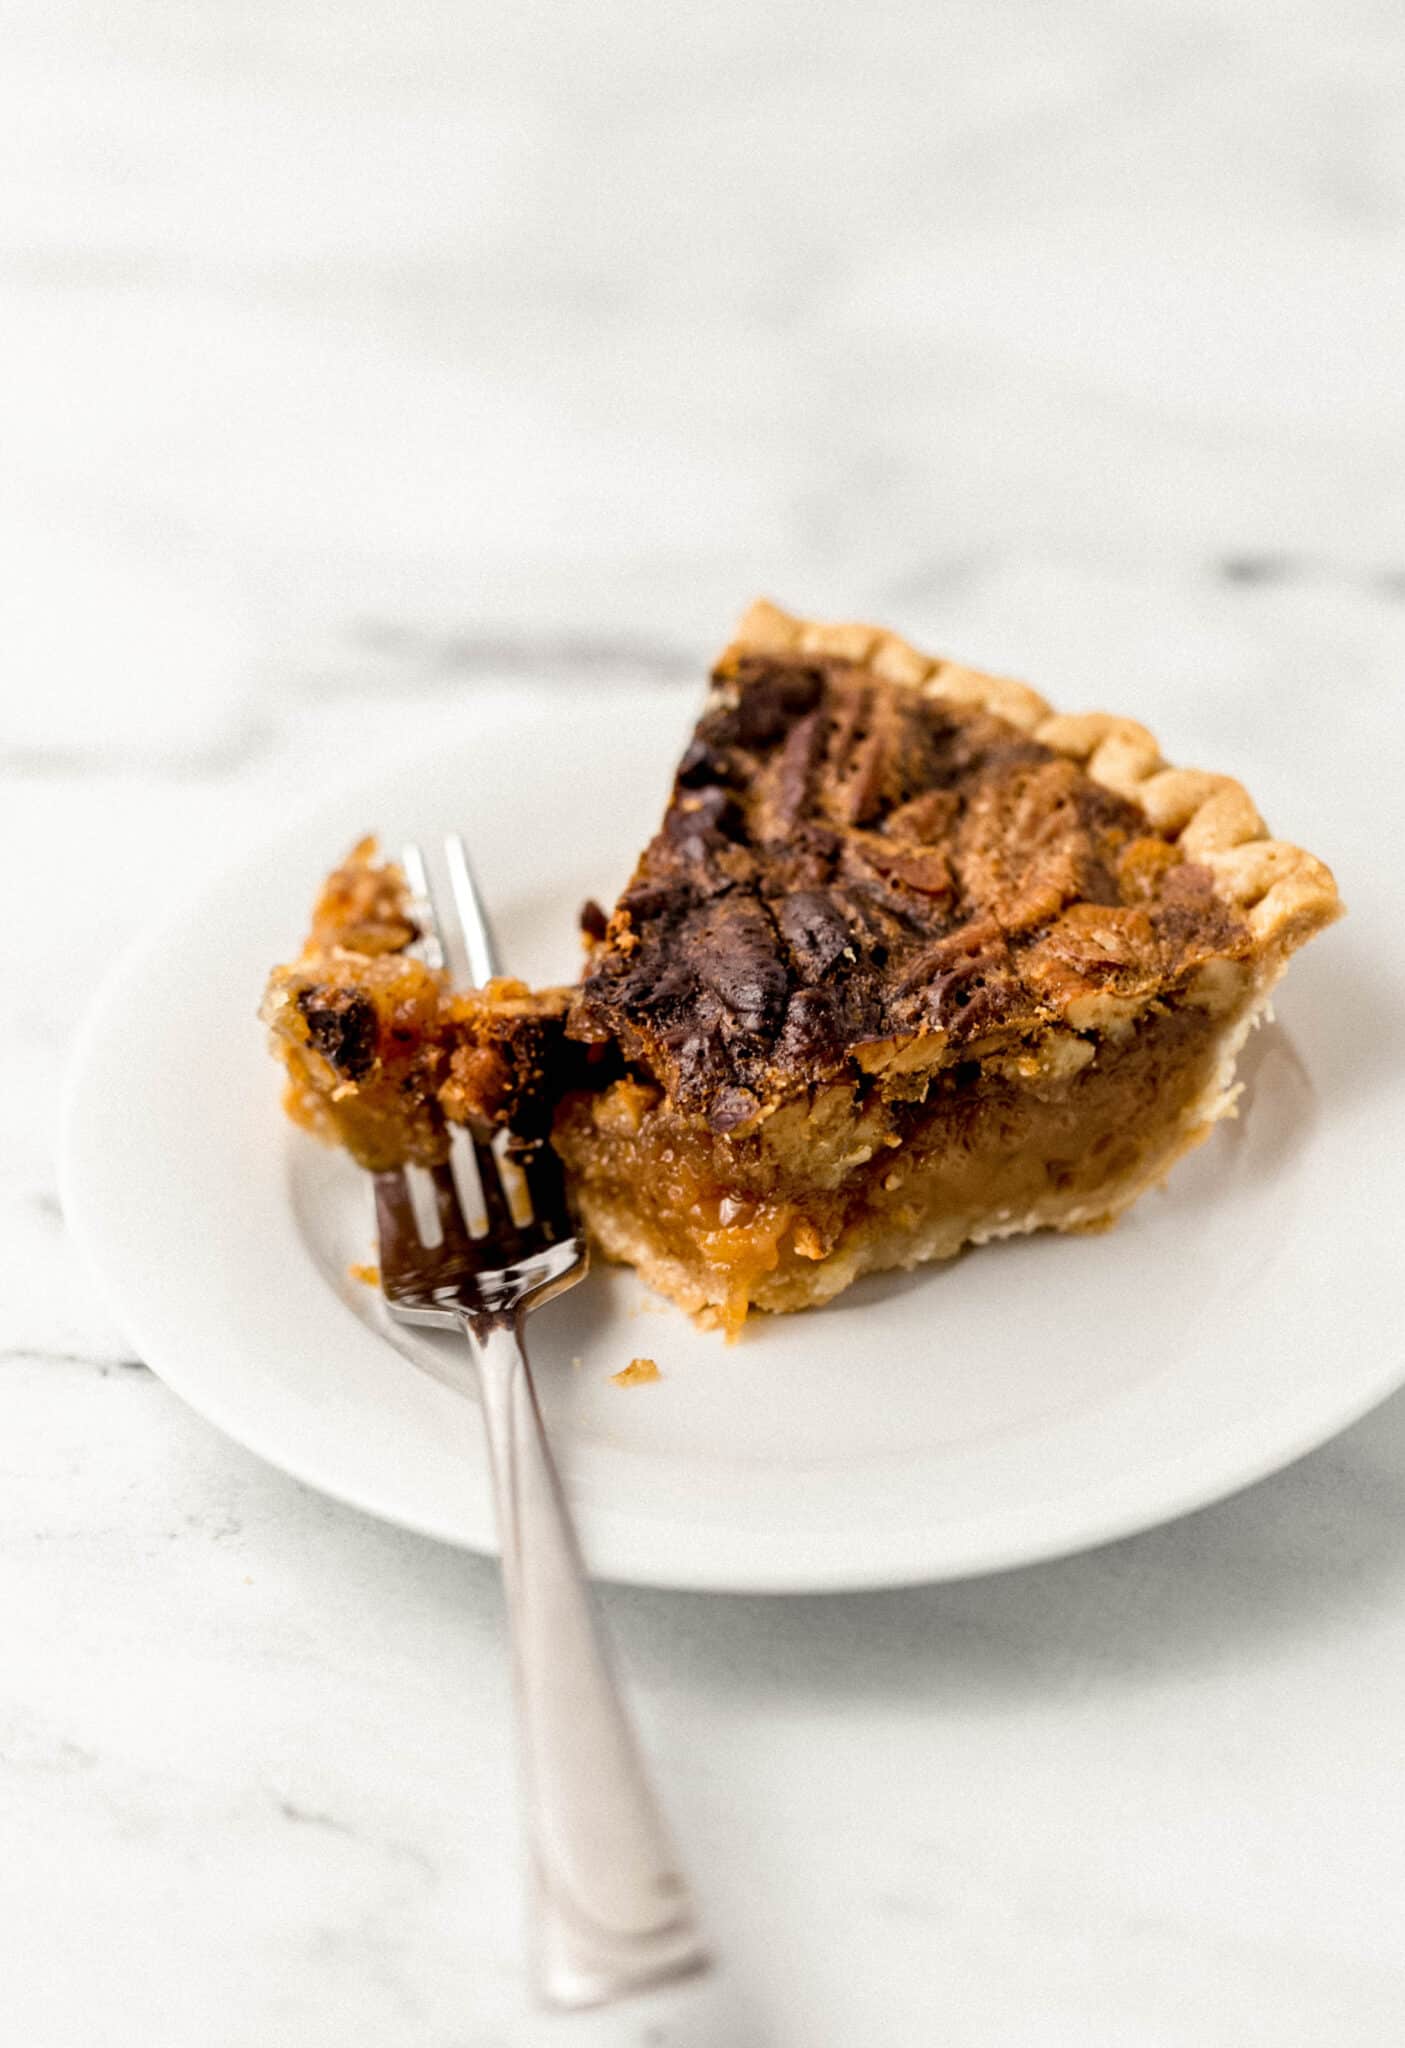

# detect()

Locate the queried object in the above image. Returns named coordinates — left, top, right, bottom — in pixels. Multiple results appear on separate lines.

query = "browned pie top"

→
left=570, top=653, right=1253, bottom=1126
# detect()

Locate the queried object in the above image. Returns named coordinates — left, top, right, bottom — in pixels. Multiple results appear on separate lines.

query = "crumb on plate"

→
left=611, top=1356, right=661, bottom=1388
left=348, top=1262, right=380, bottom=1288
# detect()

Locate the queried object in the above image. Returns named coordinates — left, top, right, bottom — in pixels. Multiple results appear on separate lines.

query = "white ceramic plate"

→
left=61, top=690, right=1401, bottom=1592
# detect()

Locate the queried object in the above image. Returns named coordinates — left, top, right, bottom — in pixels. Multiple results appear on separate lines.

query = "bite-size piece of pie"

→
left=263, top=602, right=1341, bottom=1334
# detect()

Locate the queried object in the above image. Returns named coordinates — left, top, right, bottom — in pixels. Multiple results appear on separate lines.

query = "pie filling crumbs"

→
left=612, top=1357, right=662, bottom=1387
left=262, top=602, right=1342, bottom=1334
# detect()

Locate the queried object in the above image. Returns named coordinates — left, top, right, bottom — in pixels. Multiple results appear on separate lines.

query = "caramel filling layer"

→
left=553, top=1000, right=1234, bottom=1333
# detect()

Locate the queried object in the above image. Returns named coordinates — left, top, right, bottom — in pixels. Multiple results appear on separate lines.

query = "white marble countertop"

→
left=5, top=3, right=1405, bottom=2042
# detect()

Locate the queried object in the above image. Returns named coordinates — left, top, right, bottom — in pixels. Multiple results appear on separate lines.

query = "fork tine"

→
left=373, top=1169, right=419, bottom=1258
left=393, top=830, right=556, bottom=1268
left=444, top=832, right=502, bottom=987
left=472, top=1132, right=523, bottom=1256
left=398, top=841, right=446, bottom=971
left=514, top=1136, right=571, bottom=1243
left=428, top=1159, right=476, bottom=1260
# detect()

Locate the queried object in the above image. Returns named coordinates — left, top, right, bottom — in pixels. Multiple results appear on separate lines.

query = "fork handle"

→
left=460, top=1312, right=709, bottom=2010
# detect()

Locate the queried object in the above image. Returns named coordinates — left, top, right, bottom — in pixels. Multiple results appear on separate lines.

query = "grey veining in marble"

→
left=4, top=2, right=1405, bottom=2043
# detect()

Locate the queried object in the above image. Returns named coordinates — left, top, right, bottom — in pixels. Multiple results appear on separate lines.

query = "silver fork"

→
left=372, top=834, right=708, bottom=2011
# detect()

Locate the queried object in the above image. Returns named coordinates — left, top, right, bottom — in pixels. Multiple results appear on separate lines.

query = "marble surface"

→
left=4, top=2, right=1405, bottom=2042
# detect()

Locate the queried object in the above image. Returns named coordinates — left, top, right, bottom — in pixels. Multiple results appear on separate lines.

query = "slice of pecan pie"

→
left=263, top=602, right=1341, bottom=1333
